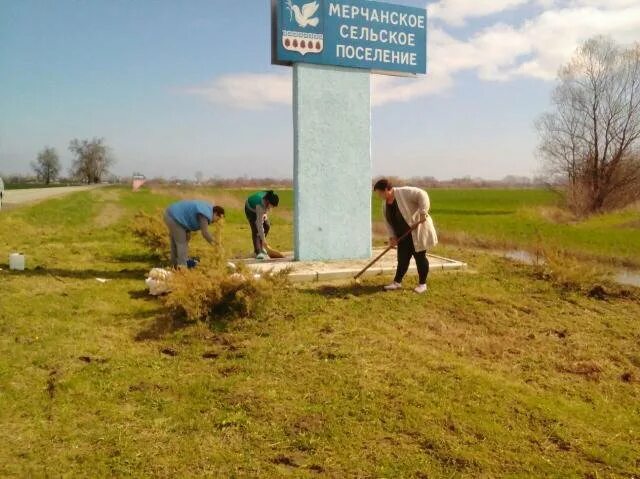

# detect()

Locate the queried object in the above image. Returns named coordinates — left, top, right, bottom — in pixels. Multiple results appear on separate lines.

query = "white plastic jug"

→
left=9, top=253, right=25, bottom=271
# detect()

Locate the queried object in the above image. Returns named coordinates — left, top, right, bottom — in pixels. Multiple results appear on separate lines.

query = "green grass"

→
left=149, top=185, right=640, bottom=265
left=372, top=188, right=640, bottom=267
left=0, top=186, right=639, bottom=477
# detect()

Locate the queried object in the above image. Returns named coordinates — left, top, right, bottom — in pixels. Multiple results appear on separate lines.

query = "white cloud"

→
left=429, top=0, right=530, bottom=26
left=373, top=3, right=640, bottom=103
left=184, top=2, right=640, bottom=109
left=570, top=0, right=640, bottom=7
left=493, top=5, right=640, bottom=80
left=182, top=73, right=291, bottom=110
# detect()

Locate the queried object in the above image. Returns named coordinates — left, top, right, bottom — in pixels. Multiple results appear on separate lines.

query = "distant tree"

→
left=537, top=36, right=640, bottom=214
left=195, top=171, right=204, bottom=184
left=31, top=147, right=61, bottom=185
left=69, top=138, right=114, bottom=184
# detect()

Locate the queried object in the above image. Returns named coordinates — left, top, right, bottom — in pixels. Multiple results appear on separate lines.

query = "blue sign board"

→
left=272, top=0, right=427, bottom=75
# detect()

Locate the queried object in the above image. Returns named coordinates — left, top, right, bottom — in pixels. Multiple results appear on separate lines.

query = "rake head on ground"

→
left=266, top=245, right=285, bottom=259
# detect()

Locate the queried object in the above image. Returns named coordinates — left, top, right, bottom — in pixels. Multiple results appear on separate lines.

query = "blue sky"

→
left=1, top=0, right=639, bottom=180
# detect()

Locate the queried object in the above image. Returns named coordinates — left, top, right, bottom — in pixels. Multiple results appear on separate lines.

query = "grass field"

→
left=375, top=189, right=640, bottom=267
left=1, top=186, right=639, bottom=477
left=148, top=185, right=640, bottom=266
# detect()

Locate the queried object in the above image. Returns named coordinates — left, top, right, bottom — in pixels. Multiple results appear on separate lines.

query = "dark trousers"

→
left=245, top=206, right=270, bottom=254
left=395, top=238, right=429, bottom=284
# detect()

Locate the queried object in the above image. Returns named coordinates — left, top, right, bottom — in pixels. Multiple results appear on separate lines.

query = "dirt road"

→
left=1, top=185, right=100, bottom=209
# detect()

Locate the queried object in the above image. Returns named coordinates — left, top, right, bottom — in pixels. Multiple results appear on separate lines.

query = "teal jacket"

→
left=245, top=191, right=267, bottom=212
left=245, top=192, right=268, bottom=242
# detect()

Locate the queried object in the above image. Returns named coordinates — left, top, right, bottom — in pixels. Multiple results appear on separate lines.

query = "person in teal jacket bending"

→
left=245, top=190, right=279, bottom=259
left=163, top=200, right=225, bottom=267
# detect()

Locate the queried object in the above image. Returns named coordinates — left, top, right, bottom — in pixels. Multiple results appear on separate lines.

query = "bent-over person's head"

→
left=212, top=205, right=225, bottom=222
left=373, top=178, right=394, bottom=201
left=264, top=190, right=279, bottom=209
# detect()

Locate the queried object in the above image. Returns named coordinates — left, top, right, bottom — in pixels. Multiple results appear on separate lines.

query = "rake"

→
left=266, top=245, right=285, bottom=259
left=353, top=219, right=424, bottom=281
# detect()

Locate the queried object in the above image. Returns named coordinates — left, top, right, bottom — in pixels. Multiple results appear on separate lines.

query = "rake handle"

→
left=353, top=219, right=424, bottom=280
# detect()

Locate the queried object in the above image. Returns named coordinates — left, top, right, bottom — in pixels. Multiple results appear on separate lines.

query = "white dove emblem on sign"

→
left=288, top=0, right=320, bottom=28
left=282, top=0, right=324, bottom=55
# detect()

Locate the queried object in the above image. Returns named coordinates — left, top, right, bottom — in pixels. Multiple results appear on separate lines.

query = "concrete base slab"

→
left=243, top=249, right=467, bottom=283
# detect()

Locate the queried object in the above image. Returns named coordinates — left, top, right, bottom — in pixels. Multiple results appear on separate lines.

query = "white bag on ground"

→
left=145, top=268, right=173, bottom=296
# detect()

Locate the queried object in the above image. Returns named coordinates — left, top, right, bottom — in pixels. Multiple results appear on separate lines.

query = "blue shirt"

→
left=167, top=200, right=213, bottom=231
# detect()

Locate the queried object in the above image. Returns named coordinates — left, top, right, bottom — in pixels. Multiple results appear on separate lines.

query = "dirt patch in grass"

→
left=618, top=218, right=640, bottom=229
left=94, top=203, right=125, bottom=227
left=160, top=347, right=178, bottom=357
left=78, top=356, right=109, bottom=364
left=314, top=348, right=348, bottom=361
left=219, top=365, right=242, bottom=377
left=93, top=189, right=121, bottom=202
left=559, top=360, right=603, bottom=381
left=587, top=284, right=607, bottom=300
left=534, top=206, right=577, bottom=224
left=547, top=328, right=569, bottom=339
left=46, top=370, right=58, bottom=399
left=271, top=455, right=299, bottom=468
left=292, top=413, right=325, bottom=434
left=621, top=371, right=635, bottom=383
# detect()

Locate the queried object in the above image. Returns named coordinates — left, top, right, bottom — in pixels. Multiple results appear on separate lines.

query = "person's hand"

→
left=389, top=237, right=398, bottom=247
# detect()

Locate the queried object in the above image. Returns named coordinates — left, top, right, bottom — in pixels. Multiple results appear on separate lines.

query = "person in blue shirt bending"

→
left=163, top=200, right=225, bottom=267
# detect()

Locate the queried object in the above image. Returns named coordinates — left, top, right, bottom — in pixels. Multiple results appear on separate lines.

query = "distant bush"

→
left=131, top=211, right=170, bottom=259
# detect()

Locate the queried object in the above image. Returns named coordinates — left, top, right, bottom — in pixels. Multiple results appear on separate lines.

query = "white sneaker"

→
left=414, top=284, right=428, bottom=294
left=384, top=282, right=402, bottom=291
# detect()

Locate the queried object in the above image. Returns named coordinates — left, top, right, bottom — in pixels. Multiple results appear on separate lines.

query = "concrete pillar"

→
left=293, top=63, right=371, bottom=261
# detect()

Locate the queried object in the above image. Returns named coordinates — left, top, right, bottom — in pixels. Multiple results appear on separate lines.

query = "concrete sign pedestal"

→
left=293, top=63, right=371, bottom=261
left=273, top=0, right=427, bottom=261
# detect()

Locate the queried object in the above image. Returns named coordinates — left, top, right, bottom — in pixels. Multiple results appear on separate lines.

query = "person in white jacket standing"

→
left=374, top=179, right=438, bottom=294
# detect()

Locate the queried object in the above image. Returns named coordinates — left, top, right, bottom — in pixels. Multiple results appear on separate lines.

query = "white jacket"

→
left=382, top=186, right=438, bottom=252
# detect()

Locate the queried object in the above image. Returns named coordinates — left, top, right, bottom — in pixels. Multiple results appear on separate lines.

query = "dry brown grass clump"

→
left=131, top=210, right=170, bottom=259
left=162, top=254, right=290, bottom=322
left=559, top=360, right=603, bottom=381
left=531, top=248, right=637, bottom=300
left=534, top=206, right=577, bottom=224
left=130, top=209, right=288, bottom=321
left=532, top=249, right=603, bottom=292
